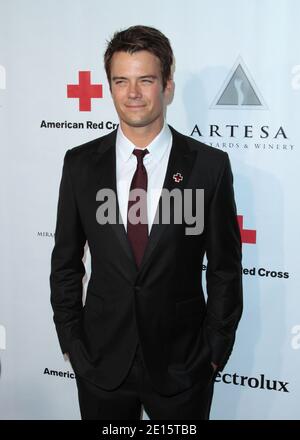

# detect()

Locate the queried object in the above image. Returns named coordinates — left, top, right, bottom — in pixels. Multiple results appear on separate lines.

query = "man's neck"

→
left=120, top=121, right=164, bottom=148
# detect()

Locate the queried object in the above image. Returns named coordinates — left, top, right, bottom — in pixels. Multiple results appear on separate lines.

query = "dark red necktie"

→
left=127, top=148, right=149, bottom=268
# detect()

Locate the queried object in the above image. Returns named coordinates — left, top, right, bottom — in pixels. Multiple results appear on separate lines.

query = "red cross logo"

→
left=237, top=215, right=256, bottom=244
left=173, top=172, right=183, bottom=183
left=67, top=71, right=103, bottom=111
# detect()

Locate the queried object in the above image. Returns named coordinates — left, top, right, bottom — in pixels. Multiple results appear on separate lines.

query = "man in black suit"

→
left=50, top=25, right=242, bottom=420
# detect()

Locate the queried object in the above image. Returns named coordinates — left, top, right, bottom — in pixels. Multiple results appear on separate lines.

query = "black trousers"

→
left=75, top=344, right=215, bottom=420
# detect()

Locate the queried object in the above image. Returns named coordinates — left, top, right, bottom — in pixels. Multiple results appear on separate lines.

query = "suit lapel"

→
left=139, top=126, right=197, bottom=271
left=92, top=130, right=135, bottom=264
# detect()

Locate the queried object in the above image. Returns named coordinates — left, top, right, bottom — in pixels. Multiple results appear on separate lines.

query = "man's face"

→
left=109, top=50, right=172, bottom=132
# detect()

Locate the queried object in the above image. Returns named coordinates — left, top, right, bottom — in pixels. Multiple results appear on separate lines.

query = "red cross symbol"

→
left=237, top=215, right=256, bottom=244
left=67, top=71, right=103, bottom=111
left=173, top=172, right=183, bottom=183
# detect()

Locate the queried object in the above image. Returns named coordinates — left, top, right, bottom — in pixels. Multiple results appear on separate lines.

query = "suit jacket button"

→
left=134, top=286, right=141, bottom=292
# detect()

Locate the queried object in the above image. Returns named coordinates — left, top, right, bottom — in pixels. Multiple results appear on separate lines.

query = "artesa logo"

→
left=211, top=56, right=267, bottom=109
left=191, top=56, right=293, bottom=152
left=237, top=215, right=256, bottom=244
left=67, top=71, right=103, bottom=111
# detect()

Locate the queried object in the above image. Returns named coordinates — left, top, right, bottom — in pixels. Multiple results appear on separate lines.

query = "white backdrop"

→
left=0, top=0, right=299, bottom=420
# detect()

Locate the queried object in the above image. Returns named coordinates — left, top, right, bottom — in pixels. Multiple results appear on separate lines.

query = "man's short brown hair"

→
left=104, top=25, right=174, bottom=90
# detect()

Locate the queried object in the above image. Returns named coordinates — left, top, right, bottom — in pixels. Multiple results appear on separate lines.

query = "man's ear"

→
left=164, top=78, right=175, bottom=105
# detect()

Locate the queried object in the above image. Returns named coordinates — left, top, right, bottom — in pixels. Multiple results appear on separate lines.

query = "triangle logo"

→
left=211, top=56, right=267, bottom=109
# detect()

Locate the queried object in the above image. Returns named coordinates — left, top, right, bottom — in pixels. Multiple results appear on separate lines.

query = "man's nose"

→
left=128, top=82, right=142, bottom=98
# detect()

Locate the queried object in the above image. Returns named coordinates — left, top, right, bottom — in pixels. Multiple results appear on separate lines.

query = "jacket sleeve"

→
left=50, top=150, right=86, bottom=354
left=204, top=152, right=243, bottom=370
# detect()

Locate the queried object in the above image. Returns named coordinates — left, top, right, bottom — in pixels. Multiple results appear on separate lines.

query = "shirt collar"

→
left=116, top=121, right=172, bottom=164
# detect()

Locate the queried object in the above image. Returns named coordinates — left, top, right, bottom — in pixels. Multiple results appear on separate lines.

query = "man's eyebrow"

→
left=111, top=76, right=127, bottom=81
left=139, top=75, right=158, bottom=79
left=111, top=75, right=158, bottom=81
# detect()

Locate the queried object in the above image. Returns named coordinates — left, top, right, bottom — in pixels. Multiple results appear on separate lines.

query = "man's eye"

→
left=142, top=79, right=153, bottom=83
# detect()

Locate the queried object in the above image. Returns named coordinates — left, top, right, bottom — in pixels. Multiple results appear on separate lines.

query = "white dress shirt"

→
left=116, top=122, right=173, bottom=233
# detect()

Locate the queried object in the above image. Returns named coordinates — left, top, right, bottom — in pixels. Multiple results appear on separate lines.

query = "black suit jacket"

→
left=50, top=125, right=243, bottom=396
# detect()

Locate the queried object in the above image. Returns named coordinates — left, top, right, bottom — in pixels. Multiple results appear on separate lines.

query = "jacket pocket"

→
left=84, top=290, right=104, bottom=317
left=175, top=296, right=206, bottom=322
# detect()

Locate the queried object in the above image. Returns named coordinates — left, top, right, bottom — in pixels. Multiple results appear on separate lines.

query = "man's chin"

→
left=121, top=115, right=164, bottom=129
left=122, top=119, right=151, bottom=128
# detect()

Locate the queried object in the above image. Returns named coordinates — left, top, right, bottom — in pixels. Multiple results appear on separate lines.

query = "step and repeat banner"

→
left=0, top=0, right=299, bottom=419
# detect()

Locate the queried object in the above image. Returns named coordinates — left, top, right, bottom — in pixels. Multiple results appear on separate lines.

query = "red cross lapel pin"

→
left=173, top=172, right=183, bottom=183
